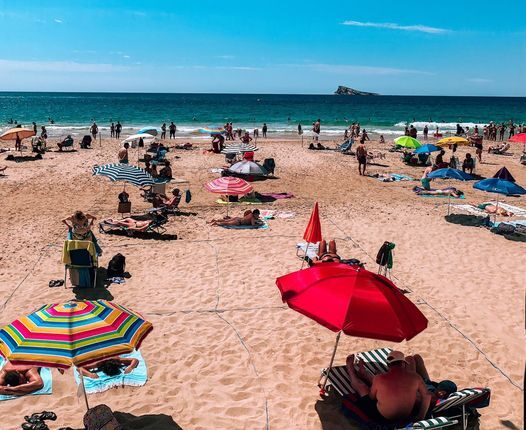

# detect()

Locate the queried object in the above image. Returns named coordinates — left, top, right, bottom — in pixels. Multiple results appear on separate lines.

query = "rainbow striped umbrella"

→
left=205, top=176, right=253, bottom=196
left=0, top=300, right=152, bottom=369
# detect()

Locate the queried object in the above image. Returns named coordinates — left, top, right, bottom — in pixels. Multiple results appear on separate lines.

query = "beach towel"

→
left=452, top=204, right=487, bottom=216
left=216, top=197, right=262, bottom=205
left=372, top=173, right=414, bottom=182
left=484, top=202, right=526, bottom=217
left=418, top=194, right=465, bottom=199
left=0, top=357, right=53, bottom=401
left=220, top=221, right=269, bottom=230
left=296, top=242, right=319, bottom=260
left=259, top=210, right=295, bottom=220
left=74, top=350, right=147, bottom=395
left=494, top=220, right=526, bottom=228
left=258, top=192, right=294, bottom=199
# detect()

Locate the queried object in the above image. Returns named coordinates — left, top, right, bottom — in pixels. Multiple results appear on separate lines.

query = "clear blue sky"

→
left=0, top=0, right=525, bottom=95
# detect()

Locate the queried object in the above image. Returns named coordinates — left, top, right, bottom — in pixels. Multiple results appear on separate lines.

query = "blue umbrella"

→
left=137, top=127, right=158, bottom=136
left=414, top=144, right=441, bottom=154
left=92, top=163, right=155, bottom=188
left=473, top=178, right=526, bottom=222
left=428, top=168, right=473, bottom=181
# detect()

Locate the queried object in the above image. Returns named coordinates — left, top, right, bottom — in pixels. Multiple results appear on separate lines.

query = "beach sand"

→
left=0, top=135, right=524, bottom=429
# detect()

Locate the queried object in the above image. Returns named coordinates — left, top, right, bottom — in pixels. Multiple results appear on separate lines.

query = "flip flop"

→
left=25, top=412, right=57, bottom=422
left=22, top=423, right=49, bottom=430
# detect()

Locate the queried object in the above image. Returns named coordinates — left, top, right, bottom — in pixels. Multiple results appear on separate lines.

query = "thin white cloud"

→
left=467, top=78, right=492, bottom=83
left=0, top=59, right=129, bottom=73
left=342, top=20, right=449, bottom=34
left=54, top=18, right=63, bottom=23
left=122, top=55, right=130, bottom=59
left=297, top=63, right=433, bottom=76
left=215, top=66, right=259, bottom=71
left=216, top=55, right=235, bottom=59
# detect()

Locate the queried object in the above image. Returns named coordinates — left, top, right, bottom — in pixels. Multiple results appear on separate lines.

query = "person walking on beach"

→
left=110, top=122, right=115, bottom=138
left=118, top=142, right=129, bottom=164
left=298, top=123, right=303, bottom=135
left=313, top=119, right=321, bottom=142
left=40, top=126, right=48, bottom=140
left=356, top=139, right=368, bottom=176
left=169, top=122, right=176, bottom=139
left=161, top=123, right=167, bottom=139
left=423, top=125, right=428, bottom=140
left=90, top=122, right=98, bottom=141
left=32, top=122, right=37, bottom=134
left=262, top=123, right=268, bottom=138
left=115, top=121, right=122, bottom=138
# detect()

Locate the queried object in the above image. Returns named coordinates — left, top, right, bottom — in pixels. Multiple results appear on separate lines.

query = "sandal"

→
left=22, top=423, right=49, bottom=430
left=25, top=411, right=57, bottom=422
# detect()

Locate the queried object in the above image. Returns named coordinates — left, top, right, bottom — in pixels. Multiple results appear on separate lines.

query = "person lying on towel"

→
left=413, top=186, right=464, bottom=198
left=0, top=363, right=44, bottom=396
left=80, top=357, right=138, bottom=379
left=478, top=203, right=513, bottom=216
left=312, top=239, right=341, bottom=264
left=103, top=218, right=153, bottom=231
left=208, top=209, right=261, bottom=226
left=346, top=351, right=431, bottom=424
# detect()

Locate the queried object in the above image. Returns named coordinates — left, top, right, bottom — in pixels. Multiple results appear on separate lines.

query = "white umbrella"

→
left=122, top=133, right=156, bottom=144
left=228, top=160, right=267, bottom=176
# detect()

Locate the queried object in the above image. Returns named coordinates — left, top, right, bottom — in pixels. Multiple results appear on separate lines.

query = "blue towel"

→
left=0, top=357, right=53, bottom=401
left=221, top=221, right=269, bottom=230
left=74, top=350, right=147, bottom=394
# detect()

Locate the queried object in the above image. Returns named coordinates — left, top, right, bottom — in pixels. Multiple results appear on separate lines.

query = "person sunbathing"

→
left=479, top=203, right=514, bottom=216
left=80, top=357, right=139, bottom=379
left=312, top=239, right=341, bottom=264
left=208, top=209, right=261, bottom=226
left=414, top=187, right=464, bottom=198
left=346, top=351, right=431, bottom=424
left=154, top=188, right=181, bottom=209
left=104, top=218, right=153, bottom=231
left=0, top=363, right=44, bottom=396
left=488, top=142, right=509, bottom=154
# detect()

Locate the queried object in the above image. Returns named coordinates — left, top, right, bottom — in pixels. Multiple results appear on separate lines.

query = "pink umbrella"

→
left=205, top=176, right=253, bottom=216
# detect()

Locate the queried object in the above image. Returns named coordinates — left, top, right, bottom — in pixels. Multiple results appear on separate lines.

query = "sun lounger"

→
left=62, top=240, right=98, bottom=288
left=296, top=242, right=319, bottom=261
left=337, top=139, right=354, bottom=153
left=74, top=350, right=147, bottom=394
left=0, top=358, right=53, bottom=401
left=99, top=213, right=168, bottom=236
left=321, top=347, right=490, bottom=430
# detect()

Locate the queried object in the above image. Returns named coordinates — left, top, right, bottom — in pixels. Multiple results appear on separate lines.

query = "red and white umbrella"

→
left=205, top=176, right=253, bottom=195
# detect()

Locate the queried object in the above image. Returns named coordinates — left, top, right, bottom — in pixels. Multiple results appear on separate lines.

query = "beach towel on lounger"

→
left=220, top=221, right=269, bottom=230
left=74, top=350, right=147, bottom=394
left=0, top=357, right=53, bottom=401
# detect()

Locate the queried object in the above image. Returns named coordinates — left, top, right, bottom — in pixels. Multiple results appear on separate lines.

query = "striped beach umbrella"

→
left=92, top=163, right=155, bottom=187
left=0, top=300, right=152, bottom=369
left=221, top=143, right=258, bottom=154
left=205, top=176, right=253, bottom=195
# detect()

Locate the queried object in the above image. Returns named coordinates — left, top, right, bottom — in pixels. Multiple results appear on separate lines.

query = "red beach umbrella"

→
left=276, top=263, right=427, bottom=392
left=303, top=202, right=322, bottom=244
left=509, top=133, right=526, bottom=143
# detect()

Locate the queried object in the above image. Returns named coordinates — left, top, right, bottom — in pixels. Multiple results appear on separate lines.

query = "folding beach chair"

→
left=320, top=347, right=490, bottom=430
left=338, top=139, right=354, bottom=153
left=62, top=240, right=98, bottom=289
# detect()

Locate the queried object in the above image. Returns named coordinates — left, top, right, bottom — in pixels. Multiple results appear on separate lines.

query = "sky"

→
left=0, top=0, right=525, bottom=95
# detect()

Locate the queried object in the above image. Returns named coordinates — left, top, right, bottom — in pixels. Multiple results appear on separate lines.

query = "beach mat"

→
left=220, top=221, right=269, bottom=230
left=0, top=357, right=53, bottom=401
left=260, top=210, right=295, bottom=219
left=74, top=350, right=147, bottom=394
left=418, top=194, right=465, bottom=199
left=452, top=204, right=486, bottom=215
left=371, top=173, right=414, bottom=182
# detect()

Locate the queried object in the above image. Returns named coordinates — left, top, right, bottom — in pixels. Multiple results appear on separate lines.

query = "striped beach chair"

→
left=321, top=348, right=490, bottom=430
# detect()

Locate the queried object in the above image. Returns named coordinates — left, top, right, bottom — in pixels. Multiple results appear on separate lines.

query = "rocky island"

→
left=334, top=86, right=379, bottom=96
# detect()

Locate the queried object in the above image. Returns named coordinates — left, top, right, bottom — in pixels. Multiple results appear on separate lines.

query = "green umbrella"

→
left=394, top=136, right=421, bottom=149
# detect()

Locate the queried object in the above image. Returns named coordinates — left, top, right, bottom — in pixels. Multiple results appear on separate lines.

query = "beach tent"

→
left=493, top=167, right=515, bottom=182
left=0, top=300, right=152, bottom=410
left=276, top=264, right=427, bottom=393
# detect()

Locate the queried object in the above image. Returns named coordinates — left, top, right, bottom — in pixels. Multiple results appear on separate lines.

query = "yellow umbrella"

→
left=0, top=127, right=35, bottom=141
left=436, top=136, right=469, bottom=147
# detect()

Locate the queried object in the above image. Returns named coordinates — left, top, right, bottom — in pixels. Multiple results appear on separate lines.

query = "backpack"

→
left=84, top=404, right=121, bottom=430
left=107, top=254, right=126, bottom=278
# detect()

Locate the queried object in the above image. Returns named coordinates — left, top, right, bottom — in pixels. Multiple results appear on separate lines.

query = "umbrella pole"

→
left=301, top=242, right=310, bottom=269
left=495, top=195, right=500, bottom=224
left=319, top=331, right=342, bottom=393
left=448, top=194, right=451, bottom=216
left=77, top=367, right=90, bottom=411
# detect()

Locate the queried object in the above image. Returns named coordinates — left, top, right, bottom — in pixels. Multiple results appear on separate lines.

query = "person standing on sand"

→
left=423, top=125, right=428, bottom=140
left=169, top=122, right=176, bottom=139
left=298, top=123, right=303, bottom=135
left=161, top=123, right=167, bottom=139
left=90, top=122, right=98, bottom=141
left=32, top=121, right=37, bottom=134
left=262, top=123, right=267, bottom=138
left=110, top=122, right=115, bottom=138
left=356, top=140, right=367, bottom=176
left=118, top=142, right=129, bottom=164
left=115, top=121, right=122, bottom=138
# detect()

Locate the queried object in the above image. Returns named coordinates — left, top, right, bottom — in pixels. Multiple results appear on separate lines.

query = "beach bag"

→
left=376, top=242, right=395, bottom=269
left=84, top=404, right=121, bottom=430
left=185, top=189, right=192, bottom=204
left=107, top=253, right=126, bottom=278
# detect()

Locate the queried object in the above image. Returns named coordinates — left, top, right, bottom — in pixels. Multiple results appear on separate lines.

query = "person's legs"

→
left=328, top=240, right=337, bottom=255
left=412, top=354, right=430, bottom=381
left=346, top=354, right=371, bottom=397
left=318, top=239, right=327, bottom=258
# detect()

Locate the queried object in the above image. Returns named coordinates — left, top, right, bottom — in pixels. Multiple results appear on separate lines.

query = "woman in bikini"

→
left=209, top=209, right=261, bottom=226
left=312, top=239, right=341, bottom=264
left=62, top=210, right=102, bottom=255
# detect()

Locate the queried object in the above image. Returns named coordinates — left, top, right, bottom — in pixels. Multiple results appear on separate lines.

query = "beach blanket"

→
left=216, top=198, right=262, bottom=205
left=220, top=221, right=269, bottom=230
left=484, top=202, right=526, bottom=217
left=418, top=194, right=465, bottom=199
left=0, top=358, right=53, bottom=401
left=494, top=220, right=526, bottom=228
left=452, top=205, right=487, bottom=216
left=259, top=210, right=295, bottom=220
left=372, top=173, right=414, bottom=182
left=73, top=350, right=147, bottom=394
left=258, top=192, right=294, bottom=199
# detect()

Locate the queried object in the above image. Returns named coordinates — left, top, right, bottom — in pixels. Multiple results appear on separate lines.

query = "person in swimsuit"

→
left=118, top=142, right=129, bottom=163
left=104, top=218, right=153, bottom=231
left=356, top=141, right=368, bottom=175
left=462, top=153, right=474, bottom=174
left=0, top=363, right=44, bottom=396
left=208, top=209, right=261, bottom=226
left=414, top=187, right=464, bottom=198
left=241, top=132, right=252, bottom=144
left=62, top=211, right=102, bottom=255
left=80, top=356, right=139, bottom=379
left=312, top=239, right=341, bottom=264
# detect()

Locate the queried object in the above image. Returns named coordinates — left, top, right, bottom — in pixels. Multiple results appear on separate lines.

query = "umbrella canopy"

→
left=198, top=127, right=225, bottom=135
left=509, top=133, right=526, bottom=143
left=473, top=178, right=526, bottom=196
left=137, top=127, right=158, bottom=136
left=493, top=167, right=515, bottom=183
left=436, top=136, right=470, bottom=146
left=303, top=202, right=322, bottom=244
left=122, top=133, right=156, bottom=144
left=414, top=144, right=441, bottom=154
left=0, top=300, right=152, bottom=369
left=221, top=143, right=258, bottom=154
left=427, top=168, right=473, bottom=181
left=276, top=263, right=427, bottom=342
left=394, top=136, right=421, bottom=149
left=228, top=160, right=267, bottom=176
left=0, top=127, right=35, bottom=141
left=205, top=176, right=253, bottom=195
left=92, top=163, right=155, bottom=187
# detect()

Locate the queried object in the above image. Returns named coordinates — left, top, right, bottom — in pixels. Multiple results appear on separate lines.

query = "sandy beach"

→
left=0, top=134, right=524, bottom=430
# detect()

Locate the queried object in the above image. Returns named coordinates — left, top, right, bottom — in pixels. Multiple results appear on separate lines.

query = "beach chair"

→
left=320, top=347, right=490, bottom=430
left=62, top=240, right=98, bottom=288
left=489, top=143, right=511, bottom=155
left=338, top=139, right=354, bottom=153
left=58, top=136, right=74, bottom=151
left=99, top=212, right=168, bottom=236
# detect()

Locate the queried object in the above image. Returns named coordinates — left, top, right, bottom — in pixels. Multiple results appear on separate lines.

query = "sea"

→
left=1, top=92, right=525, bottom=139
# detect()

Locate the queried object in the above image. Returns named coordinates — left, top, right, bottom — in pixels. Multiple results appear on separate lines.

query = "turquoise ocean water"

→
left=1, top=92, right=525, bottom=138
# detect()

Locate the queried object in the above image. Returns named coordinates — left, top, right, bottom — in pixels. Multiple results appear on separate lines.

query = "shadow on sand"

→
left=114, top=412, right=183, bottom=430
left=100, top=230, right=178, bottom=241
